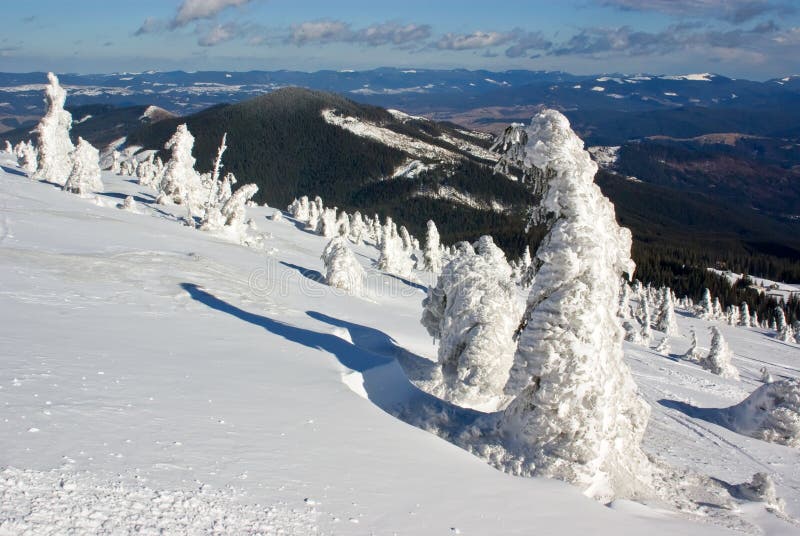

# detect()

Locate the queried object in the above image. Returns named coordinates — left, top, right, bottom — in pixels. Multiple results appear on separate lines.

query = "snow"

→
left=0, top=154, right=799, bottom=534
left=710, top=268, right=800, bottom=304
left=661, top=73, right=715, bottom=82
left=588, top=145, right=620, bottom=168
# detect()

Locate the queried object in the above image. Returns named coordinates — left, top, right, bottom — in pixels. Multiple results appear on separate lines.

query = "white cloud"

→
left=173, top=0, right=254, bottom=27
left=435, top=31, right=514, bottom=51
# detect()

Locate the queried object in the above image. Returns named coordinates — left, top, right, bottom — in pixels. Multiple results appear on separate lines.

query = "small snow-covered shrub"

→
left=699, top=326, right=739, bottom=380
left=722, top=379, right=800, bottom=447
left=322, top=237, right=364, bottom=294
left=63, top=137, right=102, bottom=195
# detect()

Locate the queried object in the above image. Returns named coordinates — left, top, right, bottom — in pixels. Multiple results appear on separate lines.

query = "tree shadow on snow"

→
left=99, top=191, right=154, bottom=205
left=658, top=399, right=727, bottom=429
left=381, top=272, right=428, bottom=293
left=180, top=282, right=480, bottom=429
left=279, top=261, right=323, bottom=283
left=1, top=165, right=27, bottom=177
left=306, top=311, right=439, bottom=383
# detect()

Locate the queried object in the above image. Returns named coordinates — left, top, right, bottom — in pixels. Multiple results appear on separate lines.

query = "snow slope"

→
left=0, top=154, right=798, bottom=534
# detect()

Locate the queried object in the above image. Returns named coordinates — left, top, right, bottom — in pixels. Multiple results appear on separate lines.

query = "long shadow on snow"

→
left=1, top=165, right=27, bottom=177
left=280, top=261, right=324, bottom=283
left=381, top=272, right=428, bottom=293
left=181, top=282, right=481, bottom=428
left=307, top=311, right=439, bottom=384
left=658, top=399, right=730, bottom=430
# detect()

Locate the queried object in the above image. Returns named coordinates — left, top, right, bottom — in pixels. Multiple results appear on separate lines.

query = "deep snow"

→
left=0, top=152, right=799, bottom=534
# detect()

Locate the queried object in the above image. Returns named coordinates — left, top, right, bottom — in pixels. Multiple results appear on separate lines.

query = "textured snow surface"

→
left=0, top=467, right=319, bottom=535
left=0, top=149, right=799, bottom=534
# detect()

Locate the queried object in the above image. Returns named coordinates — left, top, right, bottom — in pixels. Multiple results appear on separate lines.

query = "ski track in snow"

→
left=0, top=156, right=799, bottom=534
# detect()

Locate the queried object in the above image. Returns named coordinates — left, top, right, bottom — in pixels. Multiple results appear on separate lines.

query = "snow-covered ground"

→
left=710, top=268, right=800, bottom=304
left=0, top=154, right=799, bottom=534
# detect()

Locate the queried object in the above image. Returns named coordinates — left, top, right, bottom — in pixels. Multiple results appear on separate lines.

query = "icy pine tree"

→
left=497, top=110, right=652, bottom=500
left=34, top=72, right=74, bottom=185
left=322, top=237, right=365, bottom=294
left=63, top=137, right=103, bottom=195
left=420, top=220, right=443, bottom=273
left=654, top=287, right=678, bottom=334
left=700, top=326, right=739, bottom=380
left=683, top=330, right=702, bottom=362
left=698, top=288, right=714, bottom=319
left=15, top=141, right=38, bottom=174
left=158, top=124, right=203, bottom=208
left=420, top=236, right=521, bottom=411
left=740, top=302, right=751, bottom=327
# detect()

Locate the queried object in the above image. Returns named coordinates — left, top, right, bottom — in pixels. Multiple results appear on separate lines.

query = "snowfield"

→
left=0, top=153, right=799, bottom=534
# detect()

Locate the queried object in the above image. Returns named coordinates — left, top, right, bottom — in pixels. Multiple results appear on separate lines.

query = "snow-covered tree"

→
left=306, top=202, right=320, bottom=231
left=270, top=210, right=283, bottom=222
left=498, top=110, right=652, bottom=500
left=15, top=140, right=38, bottom=174
left=419, top=220, right=443, bottom=273
left=740, top=302, right=751, bottom=328
left=698, top=288, right=714, bottom=319
left=421, top=236, right=521, bottom=410
left=349, top=211, right=366, bottom=245
left=700, top=326, right=739, bottom=380
left=399, top=225, right=413, bottom=252
left=2, top=140, right=11, bottom=153
left=618, top=281, right=632, bottom=319
left=654, top=287, right=678, bottom=335
left=376, top=217, right=413, bottom=277
left=322, top=237, right=365, bottom=294
left=63, top=137, right=102, bottom=195
left=639, top=297, right=652, bottom=344
left=110, top=150, right=121, bottom=174
left=34, top=72, right=74, bottom=185
left=713, top=297, right=723, bottom=319
left=722, top=378, right=799, bottom=447
left=158, top=124, right=203, bottom=208
left=760, top=367, right=774, bottom=384
left=335, top=211, right=350, bottom=238
left=683, top=330, right=702, bottom=362
left=288, top=195, right=310, bottom=222
left=654, top=336, right=670, bottom=355
left=319, top=208, right=337, bottom=237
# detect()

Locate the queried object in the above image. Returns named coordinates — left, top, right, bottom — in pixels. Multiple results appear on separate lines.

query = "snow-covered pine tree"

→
left=399, top=226, right=413, bottom=252
left=683, top=330, right=703, bottom=362
left=322, top=236, right=365, bottom=294
left=654, top=336, right=670, bottom=355
left=34, top=72, right=74, bottom=185
left=639, top=297, right=652, bottom=344
left=700, top=326, right=740, bottom=379
left=421, top=236, right=521, bottom=410
left=158, top=124, right=203, bottom=209
left=760, top=366, right=774, bottom=383
left=740, top=302, right=751, bottom=327
left=15, top=140, right=38, bottom=174
left=654, top=287, right=678, bottom=335
left=420, top=220, right=443, bottom=273
left=306, top=202, right=320, bottom=231
left=63, top=137, right=102, bottom=195
left=498, top=110, right=652, bottom=500
left=349, top=211, right=366, bottom=245
left=618, top=281, right=632, bottom=319
left=335, top=211, right=350, bottom=238
left=2, top=140, right=11, bottom=153
left=698, top=288, right=714, bottom=319
left=319, top=208, right=337, bottom=237
left=713, top=297, right=723, bottom=319
left=376, top=217, right=413, bottom=277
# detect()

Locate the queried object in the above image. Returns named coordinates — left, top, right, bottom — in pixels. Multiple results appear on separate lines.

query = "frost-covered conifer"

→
left=110, top=151, right=121, bottom=174
left=322, top=237, right=365, bottom=294
left=421, top=236, right=521, bottom=410
left=420, top=220, right=443, bottom=273
left=3, top=140, right=11, bottom=153
left=270, top=209, right=283, bottom=222
left=306, top=202, right=320, bottom=231
left=398, top=226, right=412, bottom=252
left=713, top=297, right=723, bottom=319
left=639, top=297, right=652, bottom=344
left=319, top=208, right=337, bottom=237
left=683, top=330, right=702, bottom=362
left=775, top=308, right=787, bottom=332
left=618, top=281, right=632, bottom=319
left=15, top=140, right=38, bottom=173
left=159, top=124, right=204, bottom=209
left=740, top=302, right=751, bottom=327
left=498, top=110, right=652, bottom=500
left=34, top=72, right=74, bottom=185
left=335, top=211, right=350, bottom=237
left=698, top=288, right=714, bottom=319
left=760, top=367, right=774, bottom=384
left=700, top=326, right=739, bottom=380
left=654, top=336, right=670, bottom=355
left=349, top=211, right=366, bottom=245
left=376, top=219, right=413, bottom=277
left=63, top=137, right=102, bottom=195
left=722, top=379, right=799, bottom=447
left=655, top=287, right=677, bottom=335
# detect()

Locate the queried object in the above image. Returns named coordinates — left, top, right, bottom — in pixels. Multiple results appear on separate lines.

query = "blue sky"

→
left=1, top=0, right=798, bottom=79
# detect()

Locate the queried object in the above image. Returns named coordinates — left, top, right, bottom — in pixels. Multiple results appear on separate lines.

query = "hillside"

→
left=1, top=154, right=798, bottom=534
left=118, top=88, right=800, bottom=299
